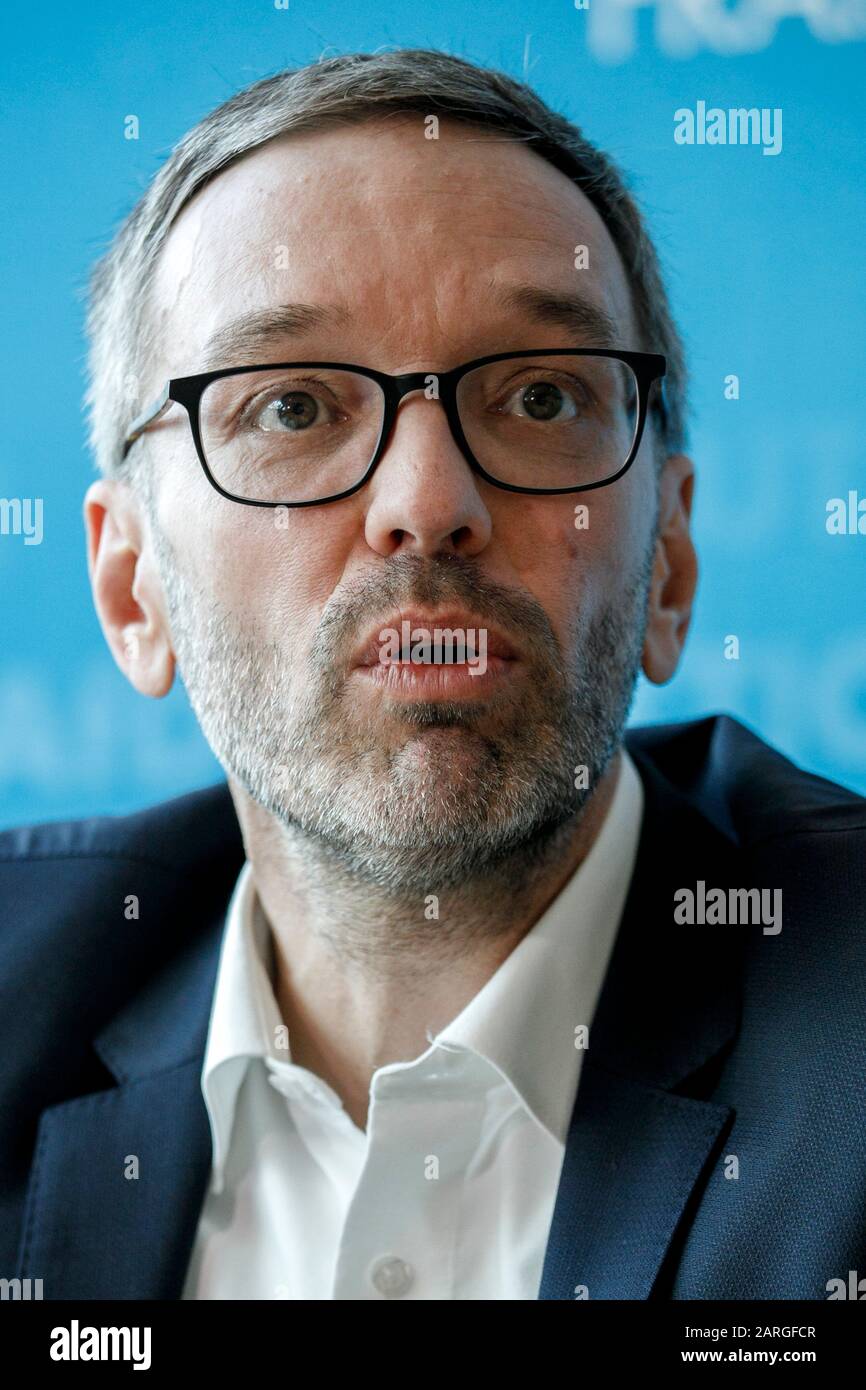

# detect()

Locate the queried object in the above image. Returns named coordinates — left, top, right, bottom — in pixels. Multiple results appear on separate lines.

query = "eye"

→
left=254, top=388, right=330, bottom=432
left=500, top=375, right=587, bottom=423
left=235, top=376, right=344, bottom=434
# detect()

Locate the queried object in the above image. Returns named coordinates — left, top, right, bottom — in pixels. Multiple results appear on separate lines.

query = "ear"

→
left=641, top=452, right=698, bottom=685
left=84, top=478, right=176, bottom=697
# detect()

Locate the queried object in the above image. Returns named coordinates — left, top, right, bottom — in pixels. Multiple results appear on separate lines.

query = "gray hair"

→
left=84, top=47, right=688, bottom=482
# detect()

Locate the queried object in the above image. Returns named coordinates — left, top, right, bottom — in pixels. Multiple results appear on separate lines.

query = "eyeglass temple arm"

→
left=651, top=373, right=669, bottom=431
left=121, top=382, right=172, bottom=459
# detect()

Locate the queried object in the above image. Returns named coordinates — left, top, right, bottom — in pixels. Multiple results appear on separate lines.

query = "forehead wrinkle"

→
left=148, top=127, right=638, bottom=379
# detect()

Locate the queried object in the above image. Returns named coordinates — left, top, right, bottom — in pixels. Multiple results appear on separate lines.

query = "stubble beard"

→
left=152, top=534, right=653, bottom=897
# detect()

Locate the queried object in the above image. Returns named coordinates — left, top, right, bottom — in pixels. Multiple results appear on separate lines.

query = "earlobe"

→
left=641, top=453, right=698, bottom=686
left=83, top=479, right=176, bottom=698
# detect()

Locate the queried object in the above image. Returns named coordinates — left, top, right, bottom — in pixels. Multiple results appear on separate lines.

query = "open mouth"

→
left=390, top=638, right=480, bottom=665
left=351, top=610, right=519, bottom=700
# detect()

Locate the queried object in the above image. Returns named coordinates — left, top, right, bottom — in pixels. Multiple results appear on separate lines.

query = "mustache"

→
left=309, top=553, right=565, bottom=685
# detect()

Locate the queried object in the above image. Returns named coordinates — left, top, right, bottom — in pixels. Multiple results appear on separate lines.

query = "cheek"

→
left=564, top=453, right=657, bottom=582
left=498, top=457, right=656, bottom=656
left=501, top=493, right=625, bottom=643
left=158, top=458, right=351, bottom=642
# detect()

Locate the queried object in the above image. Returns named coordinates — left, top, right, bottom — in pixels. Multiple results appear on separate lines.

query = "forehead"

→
left=149, top=116, right=639, bottom=372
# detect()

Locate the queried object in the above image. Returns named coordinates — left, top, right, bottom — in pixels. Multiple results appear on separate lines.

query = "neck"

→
left=228, top=749, right=623, bottom=1129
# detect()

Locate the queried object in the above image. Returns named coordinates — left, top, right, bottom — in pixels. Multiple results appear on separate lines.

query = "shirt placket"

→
left=330, top=1049, right=492, bottom=1300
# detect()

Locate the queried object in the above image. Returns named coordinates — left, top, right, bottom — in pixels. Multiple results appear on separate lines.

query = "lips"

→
left=350, top=610, right=519, bottom=669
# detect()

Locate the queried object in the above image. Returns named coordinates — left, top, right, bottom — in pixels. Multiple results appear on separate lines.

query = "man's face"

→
left=105, top=117, right=687, bottom=891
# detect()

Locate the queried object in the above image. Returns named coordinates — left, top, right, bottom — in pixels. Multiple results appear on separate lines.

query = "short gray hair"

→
left=84, top=47, right=688, bottom=481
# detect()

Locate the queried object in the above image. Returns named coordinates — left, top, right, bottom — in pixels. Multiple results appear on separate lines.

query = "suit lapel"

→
left=16, top=909, right=225, bottom=1300
left=538, top=1061, right=733, bottom=1299
left=16, top=1060, right=213, bottom=1299
left=539, top=743, right=744, bottom=1299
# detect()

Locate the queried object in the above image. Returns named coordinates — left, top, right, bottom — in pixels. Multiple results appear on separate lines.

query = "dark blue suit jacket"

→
left=2, top=714, right=864, bottom=1300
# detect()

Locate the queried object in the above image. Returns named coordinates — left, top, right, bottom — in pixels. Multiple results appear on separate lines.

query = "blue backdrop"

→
left=1, top=0, right=864, bottom=827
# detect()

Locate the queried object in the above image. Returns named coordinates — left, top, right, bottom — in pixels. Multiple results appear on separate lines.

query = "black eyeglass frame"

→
left=121, top=348, right=668, bottom=508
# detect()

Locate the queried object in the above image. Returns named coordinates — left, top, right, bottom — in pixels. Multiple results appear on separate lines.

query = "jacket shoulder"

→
left=0, top=781, right=244, bottom=1014
left=625, top=712, right=866, bottom=847
left=0, top=781, right=244, bottom=1099
left=0, top=780, right=241, bottom=869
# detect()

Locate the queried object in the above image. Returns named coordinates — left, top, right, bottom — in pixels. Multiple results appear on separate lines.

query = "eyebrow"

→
left=197, top=302, right=354, bottom=371
left=195, top=283, right=621, bottom=372
left=492, top=283, right=621, bottom=347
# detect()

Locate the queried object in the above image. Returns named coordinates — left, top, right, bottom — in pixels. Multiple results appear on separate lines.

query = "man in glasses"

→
left=2, top=49, right=863, bottom=1303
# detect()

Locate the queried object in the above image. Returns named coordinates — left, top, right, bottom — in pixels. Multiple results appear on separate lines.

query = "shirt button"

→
left=368, top=1255, right=415, bottom=1298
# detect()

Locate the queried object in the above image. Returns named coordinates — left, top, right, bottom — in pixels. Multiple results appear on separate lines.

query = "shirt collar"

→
left=199, top=747, right=643, bottom=1186
left=199, top=859, right=282, bottom=1191
left=434, top=745, right=643, bottom=1142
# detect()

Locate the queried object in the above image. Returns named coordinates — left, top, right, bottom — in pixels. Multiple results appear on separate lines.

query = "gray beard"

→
left=153, top=535, right=653, bottom=899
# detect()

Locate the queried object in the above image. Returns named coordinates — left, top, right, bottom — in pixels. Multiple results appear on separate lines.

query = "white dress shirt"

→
left=181, top=748, right=644, bottom=1301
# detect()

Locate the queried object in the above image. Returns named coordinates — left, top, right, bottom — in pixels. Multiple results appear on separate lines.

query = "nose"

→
left=363, top=391, right=493, bottom=558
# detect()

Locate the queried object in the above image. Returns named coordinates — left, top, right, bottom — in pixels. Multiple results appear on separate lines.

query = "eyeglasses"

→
left=122, top=349, right=667, bottom=508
